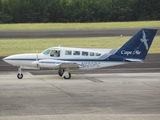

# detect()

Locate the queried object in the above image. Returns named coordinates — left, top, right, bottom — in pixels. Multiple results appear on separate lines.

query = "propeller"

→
left=36, top=50, right=39, bottom=69
left=32, top=50, right=40, bottom=69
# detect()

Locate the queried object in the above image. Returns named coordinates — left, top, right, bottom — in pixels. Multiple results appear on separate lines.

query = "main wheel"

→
left=58, top=69, right=64, bottom=76
left=17, top=73, right=23, bottom=79
left=64, top=72, right=71, bottom=79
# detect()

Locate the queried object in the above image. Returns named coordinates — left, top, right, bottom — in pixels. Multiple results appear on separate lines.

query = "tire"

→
left=58, top=69, right=64, bottom=76
left=64, top=72, right=71, bottom=79
left=17, top=73, right=23, bottom=79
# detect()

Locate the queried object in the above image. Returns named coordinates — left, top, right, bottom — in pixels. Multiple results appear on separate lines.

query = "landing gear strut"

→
left=17, top=67, right=23, bottom=79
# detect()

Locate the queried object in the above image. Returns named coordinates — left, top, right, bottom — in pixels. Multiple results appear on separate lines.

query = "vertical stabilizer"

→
left=115, top=28, right=157, bottom=60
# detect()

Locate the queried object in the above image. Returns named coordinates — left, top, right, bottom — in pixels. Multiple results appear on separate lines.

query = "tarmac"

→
left=0, top=72, right=160, bottom=120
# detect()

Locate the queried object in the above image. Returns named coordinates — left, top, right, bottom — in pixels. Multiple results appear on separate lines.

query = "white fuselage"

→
left=3, top=47, right=125, bottom=70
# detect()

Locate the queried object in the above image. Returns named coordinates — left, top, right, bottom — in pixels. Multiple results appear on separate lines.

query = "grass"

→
left=0, top=21, right=160, bottom=30
left=0, top=36, right=159, bottom=56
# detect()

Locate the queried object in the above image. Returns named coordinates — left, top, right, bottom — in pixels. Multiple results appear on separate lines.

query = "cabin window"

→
left=82, top=51, right=88, bottom=56
left=65, top=50, right=72, bottom=55
left=73, top=51, right=80, bottom=55
left=96, top=53, right=101, bottom=56
left=43, top=49, right=51, bottom=55
left=50, top=50, right=60, bottom=57
left=90, top=52, right=94, bottom=56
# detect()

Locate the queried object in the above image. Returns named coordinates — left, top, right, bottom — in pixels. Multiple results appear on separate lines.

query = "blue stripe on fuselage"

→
left=4, top=55, right=126, bottom=62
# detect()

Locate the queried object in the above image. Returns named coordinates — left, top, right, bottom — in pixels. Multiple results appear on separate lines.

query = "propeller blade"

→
left=36, top=50, right=39, bottom=69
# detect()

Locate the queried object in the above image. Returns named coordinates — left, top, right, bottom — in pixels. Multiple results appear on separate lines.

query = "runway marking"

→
left=143, top=82, right=160, bottom=90
left=85, top=77, right=103, bottom=83
left=38, top=78, right=74, bottom=97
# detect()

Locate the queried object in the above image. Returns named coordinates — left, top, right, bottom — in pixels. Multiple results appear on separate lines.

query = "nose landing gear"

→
left=17, top=67, right=23, bottom=79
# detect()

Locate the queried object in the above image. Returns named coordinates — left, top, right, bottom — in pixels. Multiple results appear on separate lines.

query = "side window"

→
left=65, top=50, right=72, bottom=55
left=82, top=51, right=88, bottom=56
left=50, top=50, right=60, bottom=57
left=96, top=53, right=101, bottom=56
left=90, top=52, right=94, bottom=56
left=73, top=51, right=80, bottom=55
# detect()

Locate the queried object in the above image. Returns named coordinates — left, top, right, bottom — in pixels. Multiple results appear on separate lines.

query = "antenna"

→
left=58, top=43, right=61, bottom=47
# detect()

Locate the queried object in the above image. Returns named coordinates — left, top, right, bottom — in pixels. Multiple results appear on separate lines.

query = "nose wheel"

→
left=17, top=73, right=23, bottom=79
left=17, top=67, right=23, bottom=79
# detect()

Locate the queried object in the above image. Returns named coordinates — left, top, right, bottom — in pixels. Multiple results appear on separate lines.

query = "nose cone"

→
left=2, top=56, right=10, bottom=63
left=2, top=56, right=17, bottom=65
left=2, top=57, right=8, bottom=62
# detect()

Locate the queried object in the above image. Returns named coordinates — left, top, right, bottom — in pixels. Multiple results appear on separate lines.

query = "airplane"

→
left=3, top=28, right=158, bottom=79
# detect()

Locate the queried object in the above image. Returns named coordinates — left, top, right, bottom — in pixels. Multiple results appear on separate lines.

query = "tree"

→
left=0, top=0, right=159, bottom=23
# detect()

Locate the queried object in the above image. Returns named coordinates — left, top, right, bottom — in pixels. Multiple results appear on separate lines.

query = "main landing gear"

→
left=58, top=69, right=71, bottom=79
left=17, top=67, right=23, bottom=79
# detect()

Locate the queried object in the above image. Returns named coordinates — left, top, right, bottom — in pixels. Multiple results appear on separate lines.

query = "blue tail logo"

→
left=114, top=28, right=157, bottom=60
left=141, top=30, right=148, bottom=50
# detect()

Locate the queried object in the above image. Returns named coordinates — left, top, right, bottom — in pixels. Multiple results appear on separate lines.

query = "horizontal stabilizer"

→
left=125, top=58, right=143, bottom=62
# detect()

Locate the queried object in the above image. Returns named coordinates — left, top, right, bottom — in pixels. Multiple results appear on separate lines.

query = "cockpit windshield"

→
left=42, top=49, right=51, bottom=55
left=42, top=48, right=60, bottom=57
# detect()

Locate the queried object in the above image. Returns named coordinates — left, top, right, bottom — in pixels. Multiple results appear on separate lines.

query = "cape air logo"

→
left=141, top=30, right=148, bottom=50
left=121, top=50, right=141, bottom=56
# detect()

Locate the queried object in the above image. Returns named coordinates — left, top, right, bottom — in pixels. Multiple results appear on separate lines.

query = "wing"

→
left=38, top=59, right=81, bottom=69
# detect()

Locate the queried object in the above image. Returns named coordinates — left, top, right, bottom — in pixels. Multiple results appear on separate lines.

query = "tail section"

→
left=115, top=28, right=157, bottom=60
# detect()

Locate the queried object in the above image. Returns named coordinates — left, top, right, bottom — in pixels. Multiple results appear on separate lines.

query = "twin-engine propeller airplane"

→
left=3, top=28, right=157, bottom=79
